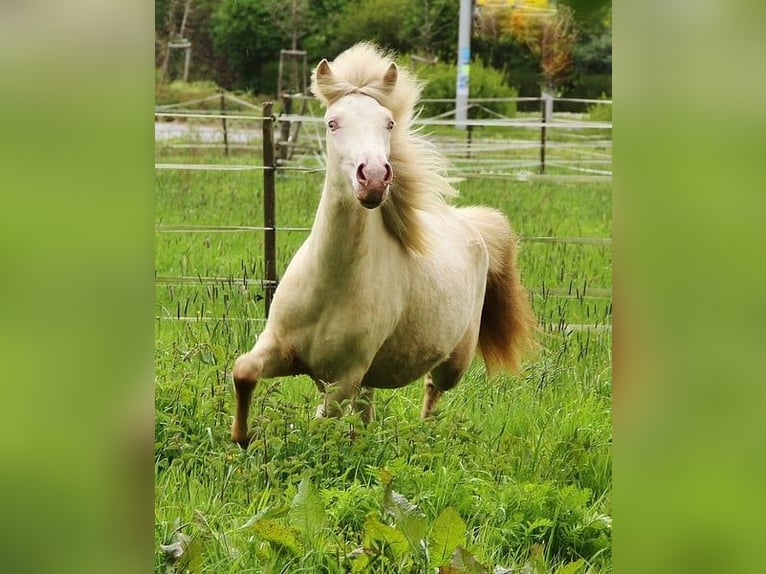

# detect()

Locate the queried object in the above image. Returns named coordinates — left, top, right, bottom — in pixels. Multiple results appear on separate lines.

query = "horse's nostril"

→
left=356, top=163, right=367, bottom=183
left=384, top=163, right=393, bottom=183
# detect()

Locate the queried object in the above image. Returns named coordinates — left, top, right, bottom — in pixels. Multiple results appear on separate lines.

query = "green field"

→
left=155, top=135, right=612, bottom=572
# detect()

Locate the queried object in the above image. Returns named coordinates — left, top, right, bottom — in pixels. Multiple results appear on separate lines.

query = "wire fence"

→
left=155, top=96, right=612, bottom=328
left=156, top=93, right=611, bottom=178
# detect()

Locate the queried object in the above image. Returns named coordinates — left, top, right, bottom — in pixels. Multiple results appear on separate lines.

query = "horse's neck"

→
left=308, top=176, right=382, bottom=277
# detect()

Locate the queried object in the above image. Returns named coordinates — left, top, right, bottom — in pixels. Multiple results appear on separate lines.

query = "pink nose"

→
left=356, top=162, right=393, bottom=190
left=355, top=162, right=393, bottom=209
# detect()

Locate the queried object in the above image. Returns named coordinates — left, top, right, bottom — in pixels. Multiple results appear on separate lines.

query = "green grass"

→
left=155, top=141, right=612, bottom=572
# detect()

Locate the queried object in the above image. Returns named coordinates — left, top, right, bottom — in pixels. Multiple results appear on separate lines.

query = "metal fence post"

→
left=262, top=102, right=277, bottom=316
left=278, top=94, right=292, bottom=164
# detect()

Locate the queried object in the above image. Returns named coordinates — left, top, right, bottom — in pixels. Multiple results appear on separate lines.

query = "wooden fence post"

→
left=221, top=90, right=229, bottom=156
left=262, top=102, right=277, bottom=316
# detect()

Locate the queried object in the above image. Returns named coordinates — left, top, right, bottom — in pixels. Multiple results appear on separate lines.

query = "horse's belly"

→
left=362, top=346, right=445, bottom=389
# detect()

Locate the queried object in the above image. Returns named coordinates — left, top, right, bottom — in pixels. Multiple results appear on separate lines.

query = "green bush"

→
left=587, top=92, right=612, bottom=122
left=405, top=57, right=518, bottom=120
left=155, top=78, right=221, bottom=107
left=154, top=74, right=263, bottom=110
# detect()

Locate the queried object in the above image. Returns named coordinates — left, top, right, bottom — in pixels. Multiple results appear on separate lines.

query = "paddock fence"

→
left=155, top=95, right=612, bottom=332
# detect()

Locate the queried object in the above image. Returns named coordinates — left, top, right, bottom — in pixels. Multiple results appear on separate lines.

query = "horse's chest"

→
left=298, top=301, right=395, bottom=379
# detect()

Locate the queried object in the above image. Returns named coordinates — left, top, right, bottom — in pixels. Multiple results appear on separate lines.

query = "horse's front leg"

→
left=231, top=331, right=293, bottom=447
left=352, top=387, right=375, bottom=424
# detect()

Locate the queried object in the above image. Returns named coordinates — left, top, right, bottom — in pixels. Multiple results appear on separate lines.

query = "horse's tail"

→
left=461, top=207, right=539, bottom=375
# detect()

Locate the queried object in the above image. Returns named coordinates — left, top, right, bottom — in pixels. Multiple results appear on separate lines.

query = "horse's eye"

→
left=387, top=120, right=395, bottom=130
left=327, top=119, right=339, bottom=131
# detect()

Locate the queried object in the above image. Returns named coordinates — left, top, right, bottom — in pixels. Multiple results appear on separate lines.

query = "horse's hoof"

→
left=231, top=430, right=255, bottom=448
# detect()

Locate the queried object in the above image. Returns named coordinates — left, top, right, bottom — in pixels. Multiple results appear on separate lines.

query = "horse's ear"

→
left=316, top=59, right=334, bottom=83
left=382, top=63, right=398, bottom=90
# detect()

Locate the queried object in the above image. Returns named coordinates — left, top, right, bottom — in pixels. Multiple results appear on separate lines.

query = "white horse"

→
left=231, top=43, right=537, bottom=446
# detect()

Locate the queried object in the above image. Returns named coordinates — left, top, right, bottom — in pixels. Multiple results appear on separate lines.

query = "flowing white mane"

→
left=311, top=42, right=457, bottom=254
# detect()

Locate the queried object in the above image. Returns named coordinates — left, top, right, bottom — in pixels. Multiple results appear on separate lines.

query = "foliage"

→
left=154, top=0, right=610, bottom=101
left=407, top=57, right=519, bottom=119
left=153, top=77, right=265, bottom=111
left=558, top=0, right=611, bottom=24
left=210, top=0, right=285, bottom=93
left=587, top=93, right=612, bottom=122
left=566, top=4, right=611, bottom=98
left=471, top=1, right=611, bottom=99
left=154, top=79, right=219, bottom=107
left=476, top=2, right=578, bottom=91
left=320, top=0, right=415, bottom=57
left=156, top=0, right=223, bottom=82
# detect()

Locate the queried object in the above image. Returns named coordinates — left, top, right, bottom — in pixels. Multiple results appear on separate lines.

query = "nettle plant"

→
left=243, top=473, right=481, bottom=573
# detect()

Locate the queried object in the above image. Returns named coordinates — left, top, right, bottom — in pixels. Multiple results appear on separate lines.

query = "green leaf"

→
left=557, top=558, right=586, bottom=574
left=363, top=514, right=410, bottom=561
left=249, top=519, right=303, bottom=555
left=175, top=539, right=202, bottom=574
left=378, top=467, right=393, bottom=487
left=350, top=551, right=374, bottom=573
left=526, top=517, right=554, bottom=533
left=239, top=504, right=287, bottom=529
left=383, top=488, right=427, bottom=554
left=161, top=532, right=201, bottom=574
left=289, top=478, right=326, bottom=543
left=430, top=507, right=467, bottom=567
left=449, top=546, right=490, bottom=574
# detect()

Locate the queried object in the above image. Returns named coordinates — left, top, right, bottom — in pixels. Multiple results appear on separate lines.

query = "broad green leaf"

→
left=289, top=478, right=326, bottom=543
left=363, top=515, right=410, bottom=561
left=430, top=507, right=467, bottom=567
left=557, top=558, right=586, bottom=574
left=449, top=546, right=490, bottom=574
left=175, top=539, right=202, bottom=574
left=350, top=551, right=374, bottom=573
left=526, top=518, right=553, bottom=533
left=161, top=532, right=201, bottom=574
left=383, top=488, right=427, bottom=553
left=239, top=504, right=287, bottom=529
left=249, top=519, right=302, bottom=555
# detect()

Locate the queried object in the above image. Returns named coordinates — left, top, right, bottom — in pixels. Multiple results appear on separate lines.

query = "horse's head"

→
left=314, top=58, right=398, bottom=209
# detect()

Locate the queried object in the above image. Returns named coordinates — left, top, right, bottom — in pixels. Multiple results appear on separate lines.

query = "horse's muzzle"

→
left=357, top=185, right=388, bottom=209
left=356, top=161, right=392, bottom=208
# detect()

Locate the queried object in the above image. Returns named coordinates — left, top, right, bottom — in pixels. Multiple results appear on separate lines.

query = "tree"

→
left=404, top=0, right=460, bottom=61
left=266, top=0, right=313, bottom=52
left=211, top=0, right=285, bottom=92
left=476, top=1, right=577, bottom=92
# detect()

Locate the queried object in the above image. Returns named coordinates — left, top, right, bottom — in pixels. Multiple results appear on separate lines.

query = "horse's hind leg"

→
left=421, top=373, right=443, bottom=418
left=231, top=331, right=293, bottom=447
left=421, top=361, right=468, bottom=418
left=421, top=325, right=478, bottom=418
